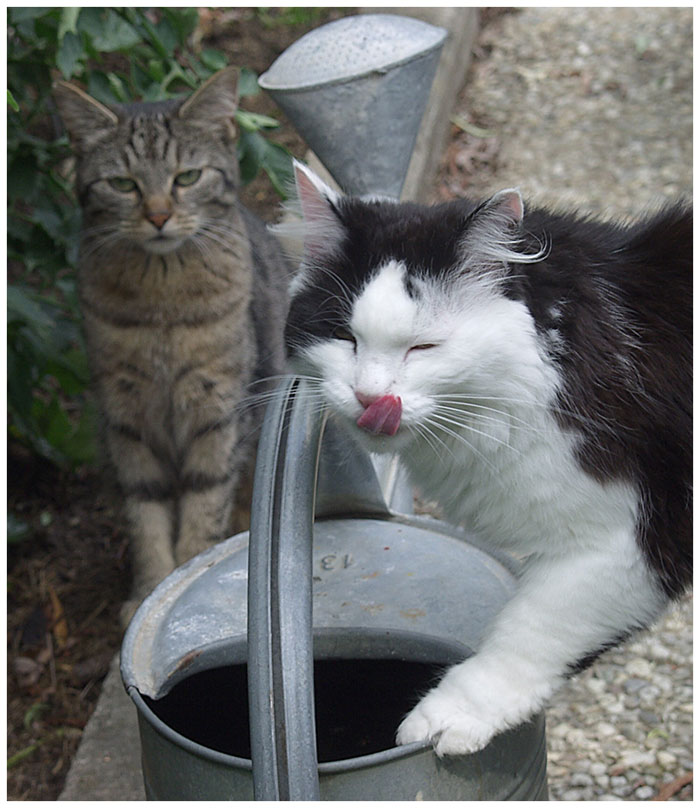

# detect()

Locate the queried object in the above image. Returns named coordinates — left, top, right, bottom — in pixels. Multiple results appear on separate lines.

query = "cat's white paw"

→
left=396, top=689, right=497, bottom=756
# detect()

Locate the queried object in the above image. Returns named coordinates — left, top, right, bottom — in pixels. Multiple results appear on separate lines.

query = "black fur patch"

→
left=286, top=194, right=692, bottom=600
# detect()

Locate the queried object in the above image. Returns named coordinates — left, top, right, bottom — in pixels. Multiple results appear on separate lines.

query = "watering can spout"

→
left=258, top=13, right=447, bottom=198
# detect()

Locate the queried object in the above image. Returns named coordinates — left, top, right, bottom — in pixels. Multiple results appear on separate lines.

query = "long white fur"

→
left=460, top=188, right=550, bottom=272
left=295, top=253, right=665, bottom=756
left=272, top=160, right=347, bottom=294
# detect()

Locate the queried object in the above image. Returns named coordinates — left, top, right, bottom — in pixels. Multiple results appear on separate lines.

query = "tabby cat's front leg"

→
left=396, top=535, right=665, bottom=755
left=107, top=431, right=177, bottom=626
left=173, top=411, right=244, bottom=565
left=175, top=481, right=237, bottom=565
left=121, top=497, right=176, bottom=625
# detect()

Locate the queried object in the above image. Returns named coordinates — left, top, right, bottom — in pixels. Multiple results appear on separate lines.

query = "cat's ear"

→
left=178, top=66, right=238, bottom=139
left=53, top=81, right=119, bottom=153
left=472, top=189, right=524, bottom=230
left=460, top=188, right=541, bottom=270
left=293, top=160, right=346, bottom=260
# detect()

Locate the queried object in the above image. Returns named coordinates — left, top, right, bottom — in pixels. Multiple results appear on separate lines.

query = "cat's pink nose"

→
left=355, top=391, right=378, bottom=409
left=146, top=210, right=172, bottom=230
left=356, top=394, right=402, bottom=436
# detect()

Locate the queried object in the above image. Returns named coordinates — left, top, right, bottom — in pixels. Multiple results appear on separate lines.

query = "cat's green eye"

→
left=174, top=169, right=202, bottom=187
left=109, top=177, right=137, bottom=192
left=333, top=327, right=356, bottom=343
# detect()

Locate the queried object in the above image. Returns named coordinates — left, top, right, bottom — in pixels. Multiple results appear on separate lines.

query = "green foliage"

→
left=7, top=8, right=293, bottom=470
left=255, top=7, right=328, bottom=28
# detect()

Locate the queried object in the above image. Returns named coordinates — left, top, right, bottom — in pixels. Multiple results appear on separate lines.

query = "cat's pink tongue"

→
left=356, top=395, right=402, bottom=436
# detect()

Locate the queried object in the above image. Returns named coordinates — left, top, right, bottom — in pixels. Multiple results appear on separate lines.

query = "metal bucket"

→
left=121, top=379, right=548, bottom=800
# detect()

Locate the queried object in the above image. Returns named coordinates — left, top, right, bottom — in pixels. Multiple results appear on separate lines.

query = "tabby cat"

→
left=54, top=68, right=290, bottom=622
left=284, top=161, right=691, bottom=755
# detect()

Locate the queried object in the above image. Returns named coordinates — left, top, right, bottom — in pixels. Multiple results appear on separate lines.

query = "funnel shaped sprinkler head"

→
left=259, top=14, right=447, bottom=198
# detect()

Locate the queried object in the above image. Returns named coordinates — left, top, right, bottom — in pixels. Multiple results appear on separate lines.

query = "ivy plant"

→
left=7, top=7, right=293, bottom=470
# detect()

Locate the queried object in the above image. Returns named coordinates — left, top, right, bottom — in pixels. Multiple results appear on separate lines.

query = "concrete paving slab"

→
left=59, top=654, right=145, bottom=800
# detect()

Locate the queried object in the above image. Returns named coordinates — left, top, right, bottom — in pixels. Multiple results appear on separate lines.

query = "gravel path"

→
left=438, top=7, right=692, bottom=801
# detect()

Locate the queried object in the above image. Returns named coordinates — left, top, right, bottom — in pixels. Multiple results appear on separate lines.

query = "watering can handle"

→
left=247, top=376, right=322, bottom=800
left=247, top=376, right=404, bottom=800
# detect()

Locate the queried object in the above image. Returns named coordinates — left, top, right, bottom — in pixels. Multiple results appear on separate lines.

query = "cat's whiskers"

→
left=421, top=415, right=502, bottom=478
left=432, top=401, right=550, bottom=438
left=433, top=392, right=621, bottom=436
left=235, top=374, right=328, bottom=415
left=285, top=307, right=352, bottom=341
left=429, top=410, right=522, bottom=458
left=198, top=224, right=246, bottom=258
left=432, top=398, right=623, bottom=466
left=186, top=235, right=239, bottom=283
left=410, top=420, right=458, bottom=463
left=81, top=229, right=130, bottom=261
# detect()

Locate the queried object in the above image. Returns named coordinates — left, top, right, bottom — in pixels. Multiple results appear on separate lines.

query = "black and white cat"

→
left=283, top=161, right=692, bottom=756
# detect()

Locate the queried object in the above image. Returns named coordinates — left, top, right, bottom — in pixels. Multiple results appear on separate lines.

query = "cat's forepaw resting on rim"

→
left=395, top=660, right=551, bottom=756
left=396, top=689, right=498, bottom=756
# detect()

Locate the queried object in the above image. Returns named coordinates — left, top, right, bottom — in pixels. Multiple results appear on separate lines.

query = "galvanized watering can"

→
left=121, top=379, right=548, bottom=800
left=120, top=13, right=548, bottom=801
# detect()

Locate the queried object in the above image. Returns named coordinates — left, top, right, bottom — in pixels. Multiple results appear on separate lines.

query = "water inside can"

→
left=144, top=657, right=447, bottom=763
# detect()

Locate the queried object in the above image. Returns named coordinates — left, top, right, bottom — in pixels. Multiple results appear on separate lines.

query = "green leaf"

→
left=7, top=286, right=55, bottom=330
left=107, top=72, right=129, bottom=102
left=142, top=82, right=168, bottom=103
left=237, top=130, right=266, bottom=184
left=57, top=7, right=80, bottom=40
left=146, top=59, right=166, bottom=83
left=79, top=8, right=140, bottom=52
left=87, top=71, right=120, bottom=105
left=46, top=344, right=90, bottom=395
left=7, top=90, right=20, bottom=112
left=8, top=8, right=51, bottom=24
left=235, top=110, right=280, bottom=133
left=56, top=30, right=83, bottom=79
left=32, top=206, right=64, bottom=241
left=153, top=16, right=178, bottom=56
left=62, top=404, right=98, bottom=464
left=238, top=67, right=260, bottom=97
left=200, top=48, right=228, bottom=72
left=261, top=141, right=294, bottom=198
left=43, top=396, right=73, bottom=448
left=162, top=7, right=199, bottom=44
left=121, top=9, right=168, bottom=59
left=161, top=62, right=197, bottom=93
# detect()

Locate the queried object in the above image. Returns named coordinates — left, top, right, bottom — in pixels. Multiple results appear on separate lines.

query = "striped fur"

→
left=54, top=69, right=289, bottom=621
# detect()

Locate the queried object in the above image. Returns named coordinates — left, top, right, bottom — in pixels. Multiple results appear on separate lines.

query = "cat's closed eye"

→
left=409, top=343, right=438, bottom=352
left=333, top=326, right=356, bottom=344
left=174, top=169, right=202, bottom=187
left=109, top=177, right=138, bottom=193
